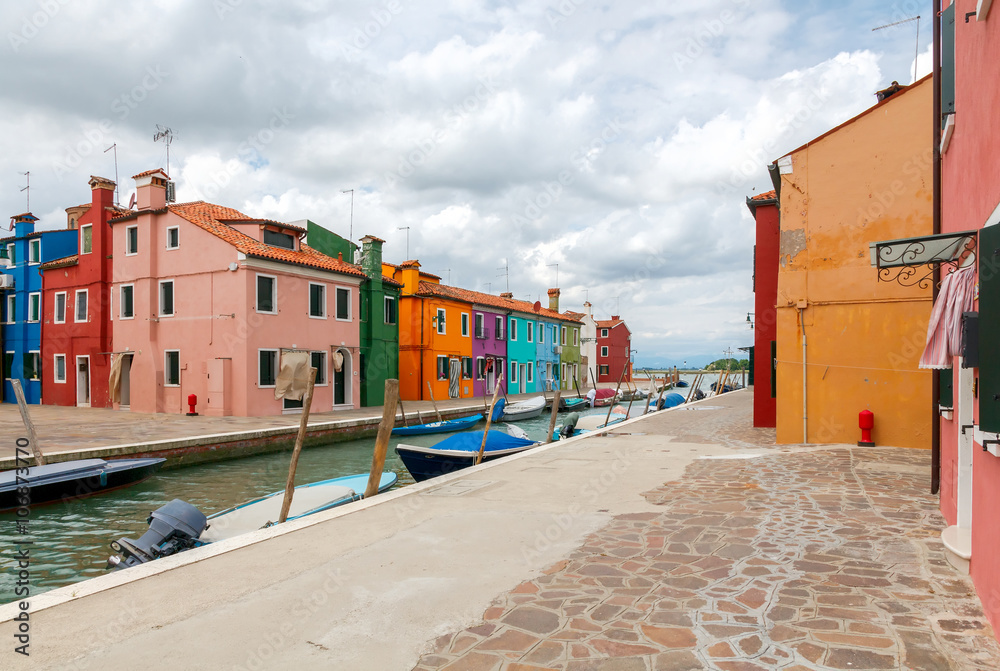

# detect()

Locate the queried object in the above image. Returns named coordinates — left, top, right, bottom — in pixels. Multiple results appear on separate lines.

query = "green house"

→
left=305, top=223, right=400, bottom=406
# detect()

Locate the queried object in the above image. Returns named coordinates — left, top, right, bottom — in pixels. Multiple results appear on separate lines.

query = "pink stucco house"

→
left=108, top=170, right=365, bottom=416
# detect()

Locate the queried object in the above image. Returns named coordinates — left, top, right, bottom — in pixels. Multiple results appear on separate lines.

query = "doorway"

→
left=120, top=354, right=132, bottom=408
left=76, top=356, right=90, bottom=407
left=333, top=349, right=351, bottom=407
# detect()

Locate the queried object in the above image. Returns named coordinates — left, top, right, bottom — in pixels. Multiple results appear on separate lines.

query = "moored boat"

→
left=395, top=430, right=539, bottom=482
left=392, top=413, right=483, bottom=436
left=560, top=397, right=588, bottom=412
left=0, top=457, right=166, bottom=512
left=501, top=395, right=546, bottom=421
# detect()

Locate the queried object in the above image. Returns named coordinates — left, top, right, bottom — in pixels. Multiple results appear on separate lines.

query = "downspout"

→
left=419, top=301, right=424, bottom=400
left=931, top=0, right=942, bottom=495
left=798, top=307, right=808, bottom=443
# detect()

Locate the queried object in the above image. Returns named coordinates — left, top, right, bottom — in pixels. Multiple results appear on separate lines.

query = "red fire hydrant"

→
left=858, top=409, right=875, bottom=447
left=187, top=394, right=199, bottom=417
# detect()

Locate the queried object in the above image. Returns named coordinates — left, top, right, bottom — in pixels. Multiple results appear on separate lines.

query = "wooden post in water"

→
left=11, top=379, right=45, bottom=466
left=573, top=377, right=583, bottom=399
left=365, top=379, right=399, bottom=499
left=398, top=399, right=409, bottom=427
left=426, top=381, right=443, bottom=423
left=545, top=389, right=562, bottom=444
left=278, top=367, right=318, bottom=524
left=475, top=371, right=504, bottom=465
left=590, top=366, right=599, bottom=392
left=604, top=365, right=628, bottom=428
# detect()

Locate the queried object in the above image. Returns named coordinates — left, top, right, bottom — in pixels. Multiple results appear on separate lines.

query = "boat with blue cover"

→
left=395, top=430, right=539, bottom=482
left=392, top=413, right=483, bottom=436
left=560, top=397, right=588, bottom=412
left=0, top=457, right=166, bottom=511
left=649, top=392, right=686, bottom=412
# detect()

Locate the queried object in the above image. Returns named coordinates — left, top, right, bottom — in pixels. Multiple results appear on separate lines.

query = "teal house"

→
left=501, top=293, right=537, bottom=395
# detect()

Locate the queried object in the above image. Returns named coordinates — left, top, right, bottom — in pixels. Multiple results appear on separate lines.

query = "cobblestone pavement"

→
left=412, top=445, right=1000, bottom=670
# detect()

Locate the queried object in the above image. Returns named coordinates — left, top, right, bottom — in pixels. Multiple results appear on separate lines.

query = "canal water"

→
left=0, top=395, right=692, bottom=604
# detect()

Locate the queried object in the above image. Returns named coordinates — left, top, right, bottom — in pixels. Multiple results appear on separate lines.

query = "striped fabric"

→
left=919, top=265, right=977, bottom=369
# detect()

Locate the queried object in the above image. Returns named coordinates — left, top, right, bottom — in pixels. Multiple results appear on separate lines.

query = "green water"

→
left=0, top=403, right=627, bottom=603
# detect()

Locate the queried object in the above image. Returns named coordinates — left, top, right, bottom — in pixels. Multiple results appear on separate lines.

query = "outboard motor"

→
left=107, top=499, right=208, bottom=570
left=560, top=412, right=581, bottom=438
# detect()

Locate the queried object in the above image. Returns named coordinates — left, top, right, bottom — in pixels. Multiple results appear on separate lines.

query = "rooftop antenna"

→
left=615, top=295, right=620, bottom=314
left=486, top=281, right=492, bottom=293
left=397, top=226, right=410, bottom=258
left=104, top=143, right=120, bottom=206
left=153, top=125, right=174, bottom=175
left=341, top=189, right=354, bottom=241
left=872, top=15, right=920, bottom=82
left=443, top=268, right=451, bottom=284
left=547, top=262, right=559, bottom=287
left=19, top=171, right=29, bottom=212
left=497, top=258, right=509, bottom=292
left=583, top=288, right=589, bottom=303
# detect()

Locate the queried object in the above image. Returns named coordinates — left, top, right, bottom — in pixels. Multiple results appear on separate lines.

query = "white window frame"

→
left=601, top=346, right=609, bottom=357
left=28, top=239, right=40, bottom=265
left=510, top=360, right=518, bottom=383
left=335, top=286, right=351, bottom=321
left=256, top=274, right=277, bottom=315
left=539, top=323, right=545, bottom=344
left=573, top=329, right=579, bottom=346
left=436, top=308, right=446, bottom=335
left=74, top=289, right=88, bottom=323
left=164, top=350, right=180, bottom=387
left=120, top=284, right=135, bottom=320
left=54, top=291, right=66, bottom=324
left=166, top=226, right=180, bottom=250
left=311, top=350, right=328, bottom=386
left=436, top=354, right=448, bottom=380
left=527, top=321, right=534, bottom=343
left=27, top=292, right=40, bottom=323
left=509, top=318, right=517, bottom=341
left=53, top=353, right=67, bottom=383
left=476, top=356, right=485, bottom=380
left=125, top=225, right=138, bottom=255
left=80, top=224, right=93, bottom=255
left=461, top=312, right=470, bottom=337
left=159, top=280, right=175, bottom=317
left=462, top=356, right=472, bottom=380
left=308, top=282, right=327, bottom=319
left=561, top=326, right=567, bottom=345
left=4, top=295, right=14, bottom=324
left=25, top=350, right=40, bottom=381
left=3, top=351, right=12, bottom=379
left=527, top=363, right=534, bottom=383
left=384, top=296, right=397, bottom=324
left=258, top=348, right=278, bottom=387
left=495, top=315, right=503, bottom=337
left=5, top=243, right=14, bottom=265
left=601, top=328, right=609, bottom=338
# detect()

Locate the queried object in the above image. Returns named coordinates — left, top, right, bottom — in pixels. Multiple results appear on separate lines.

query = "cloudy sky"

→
left=2, top=0, right=931, bottom=367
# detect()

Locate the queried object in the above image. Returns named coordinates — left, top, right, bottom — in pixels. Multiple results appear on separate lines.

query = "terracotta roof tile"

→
left=596, top=319, right=624, bottom=328
left=40, top=254, right=79, bottom=270
left=132, top=169, right=168, bottom=179
left=416, top=282, right=581, bottom=323
left=563, top=311, right=585, bottom=320
left=749, top=190, right=776, bottom=201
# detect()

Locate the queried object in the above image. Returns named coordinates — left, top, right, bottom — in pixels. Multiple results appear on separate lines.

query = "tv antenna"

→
left=341, top=189, right=354, bottom=241
left=104, top=143, right=120, bottom=206
left=153, top=125, right=174, bottom=175
left=872, top=15, right=920, bottom=82
left=397, top=226, right=410, bottom=258
left=443, top=268, right=451, bottom=284
left=547, top=262, right=559, bottom=287
left=19, top=171, right=29, bottom=212
left=497, top=258, right=509, bottom=292
left=485, top=282, right=492, bottom=293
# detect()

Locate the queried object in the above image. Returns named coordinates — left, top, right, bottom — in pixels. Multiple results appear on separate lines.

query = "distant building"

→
left=577, top=302, right=598, bottom=387
left=595, top=316, right=632, bottom=383
left=747, top=189, right=779, bottom=427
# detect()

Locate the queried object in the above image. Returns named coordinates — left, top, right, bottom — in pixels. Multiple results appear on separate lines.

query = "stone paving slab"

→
left=412, top=446, right=1000, bottom=670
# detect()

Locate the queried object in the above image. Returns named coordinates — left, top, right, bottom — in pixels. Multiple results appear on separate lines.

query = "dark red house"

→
left=747, top=189, right=779, bottom=427
left=40, top=176, right=120, bottom=407
left=596, top=316, right=631, bottom=383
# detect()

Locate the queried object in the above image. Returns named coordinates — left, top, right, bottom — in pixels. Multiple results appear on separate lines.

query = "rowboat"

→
left=395, top=430, right=539, bottom=482
left=501, top=395, right=546, bottom=421
left=107, top=472, right=397, bottom=569
left=560, top=397, right=588, bottom=411
left=586, top=389, right=617, bottom=407
left=0, top=458, right=166, bottom=512
left=392, top=413, right=483, bottom=436
left=649, top=392, right=686, bottom=412
left=553, top=412, right=627, bottom=440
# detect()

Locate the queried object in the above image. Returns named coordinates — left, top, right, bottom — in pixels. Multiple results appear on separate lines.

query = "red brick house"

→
left=595, top=316, right=631, bottom=383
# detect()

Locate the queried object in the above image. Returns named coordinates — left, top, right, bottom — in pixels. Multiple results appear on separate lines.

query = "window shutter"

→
left=938, top=369, right=954, bottom=408
left=980, top=225, right=1000, bottom=432
left=941, top=3, right=956, bottom=121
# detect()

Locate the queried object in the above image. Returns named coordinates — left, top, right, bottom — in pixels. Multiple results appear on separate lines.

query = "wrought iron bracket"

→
left=870, top=230, right=978, bottom=289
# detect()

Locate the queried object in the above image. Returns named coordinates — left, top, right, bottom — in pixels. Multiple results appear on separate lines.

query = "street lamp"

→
left=747, top=312, right=755, bottom=329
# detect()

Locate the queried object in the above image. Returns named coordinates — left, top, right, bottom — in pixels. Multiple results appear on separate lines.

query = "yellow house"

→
left=774, top=75, right=933, bottom=448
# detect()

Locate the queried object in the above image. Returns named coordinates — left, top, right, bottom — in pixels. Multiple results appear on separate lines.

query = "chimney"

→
left=500, top=292, right=513, bottom=299
left=611, top=315, right=620, bottom=321
left=584, top=300, right=592, bottom=316
left=547, top=287, right=560, bottom=312
left=399, top=259, right=421, bottom=295
left=133, top=169, right=169, bottom=211
left=360, top=235, right=385, bottom=287
left=10, top=213, right=37, bottom=238
left=875, top=81, right=904, bottom=103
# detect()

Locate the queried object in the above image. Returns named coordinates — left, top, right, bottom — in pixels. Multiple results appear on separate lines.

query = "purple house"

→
left=471, top=302, right=508, bottom=397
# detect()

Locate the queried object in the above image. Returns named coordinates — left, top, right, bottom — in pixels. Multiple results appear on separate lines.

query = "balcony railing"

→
left=495, top=329, right=505, bottom=341
left=475, top=326, right=489, bottom=340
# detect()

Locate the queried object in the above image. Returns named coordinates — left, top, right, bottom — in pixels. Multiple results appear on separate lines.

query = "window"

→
left=527, top=364, right=534, bottom=383
left=166, top=226, right=179, bottom=250
left=54, top=354, right=66, bottom=383
left=561, top=326, right=567, bottom=345
left=462, top=356, right=472, bottom=379
left=126, top=225, right=138, bottom=255
left=461, top=313, right=470, bottom=337
left=54, top=292, right=66, bottom=324
left=81, top=224, right=93, bottom=254
left=28, top=292, right=40, bottom=323
left=601, top=346, right=609, bottom=357
left=120, top=285, right=134, bottom=319
left=477, top=357, right=486, bottom=380
left=495, top=315, right=504, bottom=339
left=509, top=318, right=517, bottom=341
left=336, top=287, right=350, bottom=320
left=437, top=355, right=448, bottom=380
left=527, top=321, right=534, bottom=343
left=311, top=351, right=327, bottom=385
left=561, top=363, right=566, bottom=384
left=309, top=283, right=326, bottom=318
left=474, top=313, right=485, bottom=338
left=573, top=329, right=579, bottom=346
left=384, top=296, right=397, bottom=324
left=599, top=364, right=609, bottom=376
left=4, top=351, right=13, bottom=379
left=256, top=275, right=276, bottom=314
left=159, top=280, right=174, bottom=317
left=164, top=350, right=180, bottom=386
left=263, top=229, right=295, bottom=249
left=5, top=243, right=13, bottom=265
left=510, top=360, right=518, bottom=383
left=5, top=295, right=13, bottom=324
left=75, top=289, right=88, bottom=323
left=436, top=308, right=446, bottom=334
left=539, top=323, right=545, bottom=344
left=28, top=239, right=40, bottom=265
left=24, top=352, right=40, bottom=380
left=601, top=328, right=609, bottom=338
left=259, top=349, right=278, bottom=386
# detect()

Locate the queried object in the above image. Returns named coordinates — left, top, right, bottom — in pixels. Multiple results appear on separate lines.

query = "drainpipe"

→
left=931, top=0, right=942, bottom=495
left=798, top=307, right=808, bottom=444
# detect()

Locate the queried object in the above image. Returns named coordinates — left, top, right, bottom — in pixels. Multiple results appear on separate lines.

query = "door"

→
left=448, top=358, right=460, bottom=398
left=120, top=354, right=132, bottom=408
left=957, top=361, right=974, bottom=529
left=519, top=364, right=526, bottom=392
left=76, top=356, right=90, bottom=407
left=334, top=359, right=346, bottom=406
left=546, top=363, right=552, bottom=391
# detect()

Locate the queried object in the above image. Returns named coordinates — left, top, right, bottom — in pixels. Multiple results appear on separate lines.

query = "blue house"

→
left=535, top=318, right=561, bottom=392
left=1, top=213, right=78, bottom=404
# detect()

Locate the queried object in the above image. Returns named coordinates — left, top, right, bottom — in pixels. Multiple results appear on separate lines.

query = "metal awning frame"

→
left=870, top=229, right=978, bottom=289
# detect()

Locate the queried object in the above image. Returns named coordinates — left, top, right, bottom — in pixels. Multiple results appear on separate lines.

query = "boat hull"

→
left=395, top=447, right=534, bottom=482
left=392, top=414, right=483, bottom=436
left=0, top=458, right=166, bottom=512
left=395, top=430, right=539, bottom=482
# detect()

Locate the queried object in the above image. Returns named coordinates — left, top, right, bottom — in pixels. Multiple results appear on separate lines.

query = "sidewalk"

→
left=2, top=391, right=996, bottom=670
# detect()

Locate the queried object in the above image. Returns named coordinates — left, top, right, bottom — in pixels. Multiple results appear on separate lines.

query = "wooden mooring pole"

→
left=426, top=381, right=443, bottom=422
left=603, top=365, right=628, bottom=428
left=545, top=389, right=562, bottom=444
left=11, top=379, right=45, bottom=466
left=476, top=371, right=505, bottom=465
left=278, top=367, right=318, bottom=524
left=365, top=379, right=400, bottom=499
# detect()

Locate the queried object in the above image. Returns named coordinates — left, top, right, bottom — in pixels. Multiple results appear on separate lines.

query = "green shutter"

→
left=938, top=369, right=954, bottom=408
left=770, top=341, right=777, bottom=399
left=941, top=3, right=956, bottom=120
left=980, top=225, right=1000, bottom=432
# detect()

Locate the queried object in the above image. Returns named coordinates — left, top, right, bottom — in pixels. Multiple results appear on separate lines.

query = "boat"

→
left=586, top=388, right=617, bottom=407
left=0, top=457, right=166, bottom=512
left=395, top=430, right=539, bottom=482
left=391, top=413, right=483, bottom=436
left=107, top=472, right=397, bottom=569
left=560, top=397, right=588, bottom=412
left=553, top=412, right=627, bottom=440
left=649, top=392, right=686, bottom=412
left=675, top=380, right=689, bottom=388
left=500, top=395, right=546, bottom=421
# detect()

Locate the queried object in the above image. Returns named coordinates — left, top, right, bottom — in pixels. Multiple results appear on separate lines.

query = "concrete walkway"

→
left=2, top=391, right=996, bottom=670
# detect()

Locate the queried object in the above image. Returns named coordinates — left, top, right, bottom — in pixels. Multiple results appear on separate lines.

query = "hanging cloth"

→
left=333, top=350, right=345, bottom=373
left=919, top=265, right=977, bottom=369
left=275, top=350, right=311, bottom=400
left=108, top=353, right=124, bottom=404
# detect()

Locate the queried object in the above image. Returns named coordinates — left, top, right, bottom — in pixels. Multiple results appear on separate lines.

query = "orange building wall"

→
left=774, top=77, right=933, bottom=448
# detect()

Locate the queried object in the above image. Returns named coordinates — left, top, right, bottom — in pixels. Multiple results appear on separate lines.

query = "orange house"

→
left=385, top=261, right=475, bottom=401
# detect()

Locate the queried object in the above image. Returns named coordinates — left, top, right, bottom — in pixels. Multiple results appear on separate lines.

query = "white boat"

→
left=501, top=395, right=546, bottom=421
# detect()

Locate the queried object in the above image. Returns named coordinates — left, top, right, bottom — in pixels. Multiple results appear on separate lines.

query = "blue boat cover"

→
left=434, top=430, right=535, bottom=453
left=490, top=398, right=507, bottom=422
left=662, top=392, right=685, bottom=409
